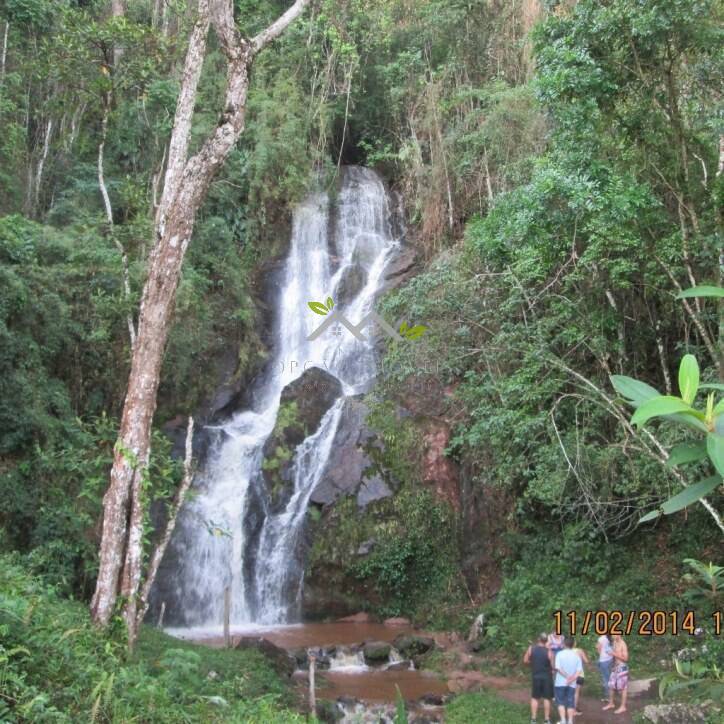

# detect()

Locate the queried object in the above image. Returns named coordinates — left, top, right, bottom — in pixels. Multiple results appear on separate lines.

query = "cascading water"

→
left=153, top=167, right=400, bottom=629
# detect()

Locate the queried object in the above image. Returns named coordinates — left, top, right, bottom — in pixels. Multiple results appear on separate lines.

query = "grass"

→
left=0, top=554, right=306, bottom=722
left=445, top=690, right=529, bottom=722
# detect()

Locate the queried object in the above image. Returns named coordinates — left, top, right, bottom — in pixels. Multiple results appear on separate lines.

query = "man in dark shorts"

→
left=523, top=633, right=553, bottom=724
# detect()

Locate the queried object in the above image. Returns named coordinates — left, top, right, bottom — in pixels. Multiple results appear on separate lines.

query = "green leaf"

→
left=706, top=434, right=724, bottom=476
left=610, top=375, right=660, bottom=407
left=640, top=476, right=721, bottom=523
left=666, top=442, right=707, bottom=468
left=630, top=396, right=696, bottom=427
left=677, top=286, right=724, bottom=299
left=404, top=324, right=427, bottom=339
left=399, top=321, right=409, bottom=333
left=308, top=301, right=328, bottom=316
left=325, top=296, right=334, bottom=311
left=700, top=383, right=724, bottom=391
left=668, top=413, right=709, bottom=433
left=678, top=354, right=700, bottom=405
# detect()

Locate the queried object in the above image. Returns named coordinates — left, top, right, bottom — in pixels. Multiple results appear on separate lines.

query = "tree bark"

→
left=98, top=90, right=136, bottom=348
left=111, top=0, right=125, bottom=67
left=90, top=0, right=311, bottom=631
left=1, top=21, right=9, bottom=88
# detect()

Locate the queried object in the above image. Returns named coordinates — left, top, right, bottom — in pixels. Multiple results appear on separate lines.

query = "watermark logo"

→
left=306, top=297, right=427, bottom=342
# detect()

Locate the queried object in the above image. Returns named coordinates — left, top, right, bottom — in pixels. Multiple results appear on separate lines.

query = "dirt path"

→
left=446, top=670, right=650, bottom=723
left=472, top=674, right=641, bottom=723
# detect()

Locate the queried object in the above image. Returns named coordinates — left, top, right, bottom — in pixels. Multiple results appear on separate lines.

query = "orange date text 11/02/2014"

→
left=553, top=610, right=722, bottom=637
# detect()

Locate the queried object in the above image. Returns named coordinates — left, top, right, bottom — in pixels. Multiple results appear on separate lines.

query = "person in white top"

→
left=554, top=637, right=583, bottom=724
left=596, top=633, right=613, bottom=701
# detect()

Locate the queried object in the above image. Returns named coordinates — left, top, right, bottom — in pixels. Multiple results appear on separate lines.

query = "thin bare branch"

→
left=136, top=417, right=195, bottom=630
left=251, top=0, right=312, bottom=55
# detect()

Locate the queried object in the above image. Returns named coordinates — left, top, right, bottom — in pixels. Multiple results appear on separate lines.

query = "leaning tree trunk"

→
left=90, top=0, right=311, bottom=631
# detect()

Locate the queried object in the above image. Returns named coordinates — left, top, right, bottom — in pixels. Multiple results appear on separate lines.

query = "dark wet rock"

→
left=262, top=367, right=342, bottom=509
left=393, top=634, right=435, bottom=659
left=386, top=660, right=411, bottom=671
left=311, top=396, right=391, bottom=507
left=234, top=637, right=296, bottom=677
left=290, top=647, right=308, bottom=668
left=380, top=244, right=418, bottom=294
left=357, top=473, right=391, bottom=507
left=363, top=640, right=391, bottom=664
left=306, top=646, right=332, bottom=670
left=315, top=699, right=344, bottom=723
left=336, top=262, right=367, bottom=306
left=419, top=693, right=445, bottom=706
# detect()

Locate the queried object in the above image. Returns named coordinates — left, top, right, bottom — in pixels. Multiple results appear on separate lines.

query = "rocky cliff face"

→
left=261, top=367, right=342, bottom=510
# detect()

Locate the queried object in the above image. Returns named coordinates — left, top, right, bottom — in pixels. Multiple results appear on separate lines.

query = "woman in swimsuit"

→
left=602, top=633, right=628, bottom=715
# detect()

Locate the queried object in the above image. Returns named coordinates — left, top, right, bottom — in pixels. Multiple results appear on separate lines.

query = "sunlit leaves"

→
left=678, top=354, right=699, bottom=405
left=640, top=476, right=722, bottom=523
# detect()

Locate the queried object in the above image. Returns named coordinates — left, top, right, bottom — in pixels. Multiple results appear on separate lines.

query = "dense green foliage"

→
left=0, top=555, right=303, bottom=722
left=1, top=0, right=723, bottom=718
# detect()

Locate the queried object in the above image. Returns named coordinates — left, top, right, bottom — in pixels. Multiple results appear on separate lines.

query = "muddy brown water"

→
left=174, top=621, right=415, bottom=649
left=299, top=668, right=449, bottom=702
left=178, top=622, right=448, bottom=704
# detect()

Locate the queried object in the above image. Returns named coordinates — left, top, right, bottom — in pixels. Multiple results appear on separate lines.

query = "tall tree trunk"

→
left=98, top=90, right=136, bottom=348
left=111, top=0, right=125, bottom=67
left=1, top=20, right=9, bottom=88
left=90, top=0, right=312, bottom=632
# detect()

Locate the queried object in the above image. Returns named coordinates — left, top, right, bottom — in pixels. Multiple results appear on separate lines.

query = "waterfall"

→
left=154, top=167, right=399, bottom=630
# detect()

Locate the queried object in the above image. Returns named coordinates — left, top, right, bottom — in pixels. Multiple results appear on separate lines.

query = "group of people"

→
left=523, top=631, right=629, bottom=723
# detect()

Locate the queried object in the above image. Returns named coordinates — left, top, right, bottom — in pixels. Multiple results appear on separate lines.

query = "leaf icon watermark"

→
left=399, top=321, right=427, bottom=340
left=308, top=297, right=335, bottom=315
left=305, top=295, right=426, bottom=342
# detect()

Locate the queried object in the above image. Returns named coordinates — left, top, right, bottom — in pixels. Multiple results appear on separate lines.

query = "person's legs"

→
left=555, top=686, right=566, bottom=723
left=543, top=697, right=551, bottom=721
left=531, top=696, right=538, bottom=720
left=574, top=684, right=580, bottom=712
left=615, top=687, right=628, bottom=714
left=603, top=670, right=616, bottom=710
left=599, top=660, right=611, bottom=699
left=558, top=703, right=566, bottom=723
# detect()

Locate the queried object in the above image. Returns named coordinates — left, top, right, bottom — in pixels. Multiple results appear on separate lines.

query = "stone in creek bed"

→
left=419, top=693, right=446, bottom=706
left=393, top=634, right=435, bottom=659
left=234, top=637, right=296, bottom=677
left=362, top=640, right=392, bottom=664
left=383, top=616, right=411, bottom=626
left=386, top=660, right=412, bottom=671
left=314, top=699, right=344, bottom=723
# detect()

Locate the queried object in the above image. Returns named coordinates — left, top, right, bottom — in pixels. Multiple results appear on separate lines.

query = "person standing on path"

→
left=554, top=637, right=583, bottom=724
left=523, top=633, right=554, bottom=724
left=602, top=633, right=629, bottom=715
left=597, top=633, right=613, bottom=701
left=573, top=644, right=590, bottom=715
left=548, top=630, right=564, bottom=662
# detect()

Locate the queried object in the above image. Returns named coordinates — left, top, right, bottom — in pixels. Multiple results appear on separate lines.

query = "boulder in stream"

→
left=362, top=640, right=392, bottom=664
left=234, top=637, right=296, bottom=677
left=393, top=634, right=435, bottom=659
